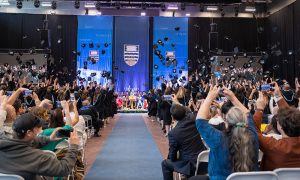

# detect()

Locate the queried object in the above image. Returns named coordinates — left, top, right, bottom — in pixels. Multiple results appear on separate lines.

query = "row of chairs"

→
left=227, top=168, right=300, bottom=180
left=192, top=149, right=300, bottom=180
left=0, top=115, right=94, bottom=180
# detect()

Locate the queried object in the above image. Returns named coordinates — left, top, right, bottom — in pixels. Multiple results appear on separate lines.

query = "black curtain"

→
left=0, top=13, right=77, bottom=80
left=48, top=15, right=78, bottom=79
left=265, top=2, right=297, bottom=86
left=188, top=17, right=266, bottom=73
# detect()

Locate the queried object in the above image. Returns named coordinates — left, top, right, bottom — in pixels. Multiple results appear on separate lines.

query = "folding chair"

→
left=258, top=149, right=263, bottom=163
left=274, top=168, right=300, bottom=180
left=195, top=150, right=210, bottom=176
left=0, top=173, right=24, bottom=180
left=82, top=115, right=93, bottom=138
left=226, top=171, right=278, bottom=180
left=55, top=140, right=69, bottom=149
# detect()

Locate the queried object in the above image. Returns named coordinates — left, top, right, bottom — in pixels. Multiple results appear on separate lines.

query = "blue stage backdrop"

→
left=77, top=16, right=113, bottom=86
left=114, top=16, right=149, bottom=93
left=153, top=17, right=188, bottom=89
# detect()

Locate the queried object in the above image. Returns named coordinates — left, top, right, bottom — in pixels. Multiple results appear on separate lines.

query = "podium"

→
left=129, top=95, right=136, bottom=109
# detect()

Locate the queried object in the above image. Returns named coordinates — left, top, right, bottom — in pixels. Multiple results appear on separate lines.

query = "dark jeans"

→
left=161, top=159, right=176, bottom=180
left=162, top=159, right=208, bottom=180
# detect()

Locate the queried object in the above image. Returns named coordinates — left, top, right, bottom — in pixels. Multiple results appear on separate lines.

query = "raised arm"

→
left=7, top=88, right=27, bottom=105
left=70, top=101, right=79, bottom=126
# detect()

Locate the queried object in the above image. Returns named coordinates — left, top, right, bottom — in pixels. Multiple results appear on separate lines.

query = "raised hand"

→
left=256, top=91, right=267, bottom=110
left=69, top=130, right=79, bottom=145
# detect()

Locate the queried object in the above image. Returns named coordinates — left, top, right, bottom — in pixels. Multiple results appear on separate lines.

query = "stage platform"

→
left=118, top=109, right=148, bottom=113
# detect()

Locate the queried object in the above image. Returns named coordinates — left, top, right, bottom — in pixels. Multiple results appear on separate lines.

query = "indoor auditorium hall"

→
left=1, top=0, right=300, bottom=180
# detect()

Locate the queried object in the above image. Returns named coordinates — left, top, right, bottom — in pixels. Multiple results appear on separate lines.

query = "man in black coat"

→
left=161, top=104, right=207, bottom=180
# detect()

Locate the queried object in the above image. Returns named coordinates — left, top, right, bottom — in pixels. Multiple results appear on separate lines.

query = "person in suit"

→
left=161, top=104, right=207, bottom=180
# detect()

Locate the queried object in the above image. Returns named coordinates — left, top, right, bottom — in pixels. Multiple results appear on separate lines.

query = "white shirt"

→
left=209, top=116, right=224, bottom=125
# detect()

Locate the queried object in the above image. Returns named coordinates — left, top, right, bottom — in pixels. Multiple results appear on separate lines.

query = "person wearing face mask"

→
left=0, top=112, right=79, bottom=180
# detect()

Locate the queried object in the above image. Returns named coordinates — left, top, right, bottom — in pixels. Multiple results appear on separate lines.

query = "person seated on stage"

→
left=0, top=113, right=79, bottom=180
left=161, top=104, right=207, bottom=180
left=253, top=83, right=300, bottom=171
left=136, top=94, right=143, bottom=109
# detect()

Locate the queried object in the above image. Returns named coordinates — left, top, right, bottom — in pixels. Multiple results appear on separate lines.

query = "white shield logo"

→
left=124, top=44, right=139, bottom=66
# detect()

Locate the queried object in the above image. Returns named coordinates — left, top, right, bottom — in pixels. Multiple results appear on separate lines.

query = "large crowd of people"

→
left=146, top=73, right=300, bottom=180
left=0, top=67, right=118, bottom=179
left=1, top=62, right=300, bottom=180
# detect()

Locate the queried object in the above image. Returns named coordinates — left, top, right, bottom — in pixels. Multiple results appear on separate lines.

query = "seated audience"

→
left=193, top=86, right=259, bottom=179
left=40, top=101, right=78, bottom=151
left=253, top=82, right=300, bottom=170
left=161, top=104, right=207, bottom=180
left=0, top=113, right=79, bottom=179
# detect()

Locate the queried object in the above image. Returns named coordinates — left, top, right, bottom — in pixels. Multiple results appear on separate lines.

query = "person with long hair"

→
left=192, top=86, right=259, bottom=180
left=40, top=101, right=79, bottom=151
left=176, top=87, right=188, bottom=106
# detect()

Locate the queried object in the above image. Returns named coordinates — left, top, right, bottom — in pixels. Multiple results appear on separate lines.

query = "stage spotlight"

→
left=161, top=3, right=166, bottom=12
left=288, top=50, right=293, bottom=56
left=180, top=3, right=186, bottom=11
left=34, top=0, right=40, bottom=8
left=74, top=0, right=80, bottom=9
left=51, top=1, right=57, bottom=10
left=96, top=1, right=101, bottom=11
left=16, top=0, right=22, bottom=9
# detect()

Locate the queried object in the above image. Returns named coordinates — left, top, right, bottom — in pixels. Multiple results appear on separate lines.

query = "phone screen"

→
left=56, top=101, right=61, bottom=108
left=260, top=84, right=271, bottom=92
left=6, top=91, right=13, bottom=96
left=24, top=90, right=33, bottom=96
left=56, top=129, right=72, bottom=138
left=70, top=93, right=75, bottom=101
left=163, top=95, right=172, bottom=101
